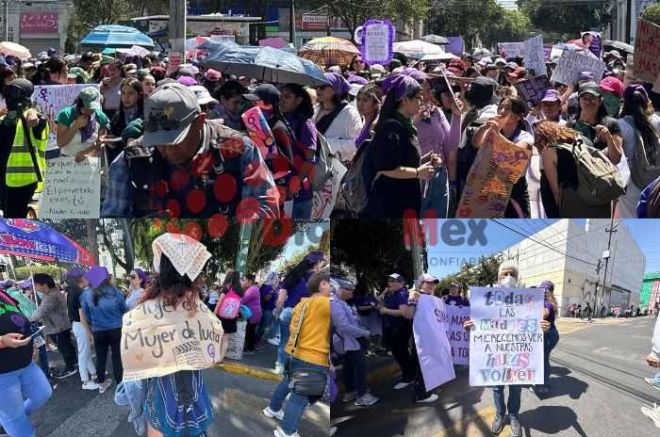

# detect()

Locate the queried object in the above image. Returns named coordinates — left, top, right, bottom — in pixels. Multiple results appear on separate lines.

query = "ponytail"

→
left=623, top=87, right=660, bottom=164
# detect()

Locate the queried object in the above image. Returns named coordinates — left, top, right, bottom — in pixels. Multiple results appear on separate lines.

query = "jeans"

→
left=544, top=327, right=560, bottom=386
left=383, top=325, right=415, bottom=383
left=72, top=321, right=96, bottom=382
left=292, top=198, right=313, bottom=219
left=94, top=328, right=123, bottom=383
left=245, top=322, right=258, bottom=352
left=50, top=329, right=77, bottom=371
left=493, top=385, right=521, bottom=420
left=269, top=356, right=328, bottom=435
left=343, top=348, right=367, bottom=396
left=420, top=165, right=449, bottom=219
left=277, top=308, right=293, bottom=366
left=0, top=362, right=53, bottom=437
left=256, top=309, right=276, bottom=343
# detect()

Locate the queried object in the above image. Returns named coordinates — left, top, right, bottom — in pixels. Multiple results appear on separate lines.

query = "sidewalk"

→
left=218, top=341, right=282, bottom=382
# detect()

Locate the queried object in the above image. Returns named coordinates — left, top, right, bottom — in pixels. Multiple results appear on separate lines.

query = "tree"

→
left=520, top=0, right=611, bottom=40
left=428, top=0, right=503, bottom=49
left=481, top=9, right=532, bottom=49
left=642, top=4, right=660, bottom=26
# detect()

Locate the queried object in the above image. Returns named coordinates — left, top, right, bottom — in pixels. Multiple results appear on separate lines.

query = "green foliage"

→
left=481, top=9, right=532, bottom=49
left=520, top=0, right=611, bottom=40
left=326, top=0, right=430, bottom=36
left=429, top=0, right=503, bottom=49
left=14, top=264, right=67, bottom=282
left=435, top=254, right=502, bottom=295
left=642, top=4, right=660, bottom=26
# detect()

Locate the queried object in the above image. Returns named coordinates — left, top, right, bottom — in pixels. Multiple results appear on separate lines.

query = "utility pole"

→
left=625, top=0, right=632, bottom=44
left=289, top=0, right=296, bottom=47
left=593, top=217, right=618, bottom=319
left=3, top=0, right=9, bottom=41
left=169, top=0, right=186, bottom=69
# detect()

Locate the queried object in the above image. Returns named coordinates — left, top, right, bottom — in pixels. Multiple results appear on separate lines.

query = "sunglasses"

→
left=144, top=111, right=197, bottom=132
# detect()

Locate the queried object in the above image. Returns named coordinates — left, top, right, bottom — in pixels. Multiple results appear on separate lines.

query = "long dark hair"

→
left=374, top=86, right=422, bottom=132
left=221, top=271, right=243, bottom=297
left=499, top=96, right=530, bottom=133
left=622, top=86, right=659, bottom=164
left=282, top=257, right=319, bottom=290
left=281, top=83, right=314, bottom=120
left=141, top=255, right=199, bottom=310
left=118, top=78, right=144, bottom=117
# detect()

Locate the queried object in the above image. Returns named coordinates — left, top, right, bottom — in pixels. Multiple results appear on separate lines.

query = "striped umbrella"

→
left=298, top=36, right=360, bottom=68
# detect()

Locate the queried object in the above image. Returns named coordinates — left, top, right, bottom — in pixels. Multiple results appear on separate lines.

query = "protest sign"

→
left=515, top=75, right=551, bottom=107
left=443, top=305, right=470, bottom=366
left=634, top=18, right=660, bottom=84
left=242, top=106, right=276, bottom=158
left=361, top=19, right=395, bottom=65
left=498, top=42, right=525, bottom=59
left=524, top=35, right=545, bottom=76
left=469, top=287, right=544, bottom=387
left=457, top=133, right=532, bottom=218
left=312, top=158, right=347, bottom=219
left=32, top=85, right=101, bottom=154
left=550, top=50, right=606, bottom=85
left=446, top=36, right=465, bottom=56
left=38, top=156, right=101, bottom=219
left=121, top=297, right=224, bottom=382
left=543, top=45, right=552, bottom=61
left=413, top=294, right=456, bottom=390
left=587, top=32, right=602, bottom=59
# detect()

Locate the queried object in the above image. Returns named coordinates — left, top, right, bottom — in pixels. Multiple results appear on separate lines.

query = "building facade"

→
left=0, top=0, right=72, bottom=54
left=498, top=220, right=646, bottom=317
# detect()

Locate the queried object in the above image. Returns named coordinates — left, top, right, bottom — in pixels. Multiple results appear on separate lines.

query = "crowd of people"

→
left=0, top=34, right=658, bottom=220
left=0, top=241, right=330, bottom=437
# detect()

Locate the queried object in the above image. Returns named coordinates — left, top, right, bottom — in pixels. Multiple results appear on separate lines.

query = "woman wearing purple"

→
left=536, top=280, right=560, bottom=395
left=240, top=274, right=263, bottom=354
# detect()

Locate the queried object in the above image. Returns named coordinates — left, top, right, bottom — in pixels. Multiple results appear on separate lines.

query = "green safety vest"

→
left=5, top=115, right=48, bottom=191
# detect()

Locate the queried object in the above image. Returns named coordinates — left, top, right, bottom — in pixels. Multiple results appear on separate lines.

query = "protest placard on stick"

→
left=524, top=35, right=545, bottom=76
left=634, top=18, right=660, bottom=84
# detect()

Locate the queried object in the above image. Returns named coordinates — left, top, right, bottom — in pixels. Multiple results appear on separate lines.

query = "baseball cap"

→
left=504, top=62, right=519, bottom=71
left=370, top=64, right=386, bottom=78
left=142, top=82, right=201, bottom=147
left=578, top=81, right=601, bottom=97
left=418, top=273, right=439, bottom=284
left=332, top=276, right=356, bottom=291
left=599, top=76, right=624, bottom=99
left=243, top=83, right=281, bottom=106
left=190, top=85, right=219, bottom=106
left=388, top=273, right=404, bottom=282
left=205, top=68, right=222, bottom=82
left=541, top=89, right=561, bottom=103
left=494, top=57, right=506, bottom=66
left=79, top=87, right=102, bottom=110
left=68, top=66, right=90, bottom=82
left=177, top=76, right=198, bottom=86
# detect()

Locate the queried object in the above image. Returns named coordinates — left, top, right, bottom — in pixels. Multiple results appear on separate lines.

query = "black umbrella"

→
left=603, top=40, right=634, bottom=54
left=422, top=34, right=449, bottom=45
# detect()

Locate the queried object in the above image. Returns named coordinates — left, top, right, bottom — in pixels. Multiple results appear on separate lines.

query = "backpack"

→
left=553, top=138, right=626, bottom=206
left=338, top=139, right=379, bottom=217
left=625, top=116, right=660, bottom=190
left=215, top=288, right=241, bottom=320
left=311, top=133, right=334, bottom=191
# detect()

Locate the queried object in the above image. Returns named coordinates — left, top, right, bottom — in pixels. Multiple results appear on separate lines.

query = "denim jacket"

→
left=80, top=285, right=126, bottom=332
left=330, top=298, right=369, bottom=353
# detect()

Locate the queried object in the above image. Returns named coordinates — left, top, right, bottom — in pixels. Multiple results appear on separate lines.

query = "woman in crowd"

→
left=125, top=268, right=147, bottom=311
left=536, top=280, right=560, bottom=395
left=355, top=84, right=382, bottom=147
left=314, top=72, right=363, bottom=162
left=539, top=89, right=567, bottom=125
left=81, top=266, right=126, bottom=393
left=264, top=270, right=331, bottom=437
left=534, top=120, right=612, bottom=218
left=0, top=67, right=16, bottom=115
left=65, top=270, right=98, bottom=390
left=215, top=271, right=243, bottom=365
left=331, top=277, right=379, bottom=407
left=363, top=75, right=436, bottom=218
left=618, top=85, right=660, bottom=217
left=100, top=60, right=124, bottom=120
left=280, top=83, right=319, bottom=218
left=139, top=73, right=156, bottom=97
left=42, top=56, right=68, bottom=85
left=273, top=251, right=325, bottom=374
left=257, top=273, right=280, bottom=348
left=348, top=55, right=366, bottom=76
left=0, top=287, right=52, bottom=437
left=471, top=96, right=534, bottom=218
left=211, top=80, right=247, bottom=130
left=240, top=274, right=263, bottom=355
left=108, top=78, right=144, bottom=163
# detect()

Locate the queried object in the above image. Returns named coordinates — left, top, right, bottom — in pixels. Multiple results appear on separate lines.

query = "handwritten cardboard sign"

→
left=550, top=50, right=606, bottom=85
left=524, top=35, right=545, bottom=77
left=121, top=297, right=224, bottom=382
left=515, top=75, right=551, bottom=107
left=498, top=42, right=525, bottom=59
left=634, top=18, right=660, bottom=84
left=457, top=133, right=532, bottom=218
left=37, top=156, right=101, bottom=219
left=469, top=287, right=544, bottom=386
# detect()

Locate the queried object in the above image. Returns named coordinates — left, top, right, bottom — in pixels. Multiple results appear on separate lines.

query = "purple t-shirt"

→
left=414, top=106, right=461, bottom=165
left=260, top=284, right=278, bottom=311
left=383, top=288, right=409, bottom=328
left=283, top=272, right=313, bottom=308
left=241, top=285, right=262, bottom=324
left=544, top=300, right=556, bottom=329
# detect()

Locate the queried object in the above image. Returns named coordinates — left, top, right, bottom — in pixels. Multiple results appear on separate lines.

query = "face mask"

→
left=603, top=94, right=621, bottom=117
left=500, top=275, right=517, bottom=288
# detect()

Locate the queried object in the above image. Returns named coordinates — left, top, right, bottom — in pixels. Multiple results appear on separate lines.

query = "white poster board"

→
left=444, top=305, right=470, bottom=366
left=524, top=35, right=545, bottom=76
left=469, top=287, right=544, bottom=386
left=550, top=50, right=606, bottom=85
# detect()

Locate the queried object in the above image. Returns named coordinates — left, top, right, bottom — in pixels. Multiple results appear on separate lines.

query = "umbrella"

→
left=0, top=219, right=95, bottom=266
left=202, top=44, right=329, bottom=86
left=421, top=52, right=459, bottom=61
left=393, top=40, right=445, bottom=59
left=298, top=36, right=360, bottom=67
left=603, top=40, right=634, bottom=54
left=421, top=34, right=449, bottom=45
left=80, top=24, right=155, bottom=50
left=472, top=48, right=493, bottom=61
left=0, top=41, right=31, bottom=60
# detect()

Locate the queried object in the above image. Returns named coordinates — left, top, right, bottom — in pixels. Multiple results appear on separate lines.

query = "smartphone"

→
left=28, top=326, right=45, bottom=339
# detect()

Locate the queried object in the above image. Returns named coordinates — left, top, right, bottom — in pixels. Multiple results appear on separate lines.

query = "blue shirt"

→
left=125, top=288, right=143, bottom=311
left=383, top=287, right=409, bottom=329
left=80, top=285, right=126, bottom=332
left=260, top=284, right=278, bottom=311
left=284, top=272, right=313, bottom=308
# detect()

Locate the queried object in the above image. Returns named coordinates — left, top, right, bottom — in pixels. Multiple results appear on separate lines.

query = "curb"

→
left=216, top=362, right=282, bottom=382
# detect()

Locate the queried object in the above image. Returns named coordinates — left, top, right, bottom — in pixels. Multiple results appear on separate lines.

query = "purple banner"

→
left=445, top=36, right=465, bottom=56
left=544, top=45, right=552, bottom=61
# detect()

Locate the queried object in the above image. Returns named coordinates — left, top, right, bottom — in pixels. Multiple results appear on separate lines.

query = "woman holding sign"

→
left=463, top=261, right=550, bottom=437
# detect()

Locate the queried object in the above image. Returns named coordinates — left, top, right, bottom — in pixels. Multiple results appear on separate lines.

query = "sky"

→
left=426, top=219, right=660, bottom=279
left=271, top=221, right=329, bottom=271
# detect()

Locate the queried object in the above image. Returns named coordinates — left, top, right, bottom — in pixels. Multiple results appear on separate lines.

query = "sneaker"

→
left=268, top=338, right=280, bottom=346
left=342, top=391, right=358, bottom=403
left=273, top=363, right=284, bottom=375
left=642, top=405, right=660, bottom=428
left=273, top=426, right=300, bottom=437
left=54, top=368, right=78, bottom=380
left=644, top=377, right=660, bottom=391
left=393, top=380, right=413, bottom=390
left=491, top=415, right=505, bottom=434
left=98, top=379, right=112, bottom=394
left=415, top=393, right=438, bottom=403
left=510, top=417, right=522, bottom=437
left=354, top=393, right=380, bottom=407
left=82, top=381, right=100, bottom=390
left=262, top=406, right=284, bottom=421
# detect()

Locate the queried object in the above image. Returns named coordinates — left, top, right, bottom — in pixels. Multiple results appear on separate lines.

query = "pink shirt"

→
left=415, top=107, right=461, bottom=165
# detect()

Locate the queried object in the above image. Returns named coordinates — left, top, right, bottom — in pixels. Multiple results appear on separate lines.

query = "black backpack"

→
left=338, top=139, right=379, bottom=217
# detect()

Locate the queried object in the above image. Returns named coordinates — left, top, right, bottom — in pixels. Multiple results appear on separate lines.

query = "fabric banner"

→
left=121, top=297, right=225, bottom=382
left=312, top=158, right=347, bottom=219
left=634, top=18, right=660, bottom=84
left=33, top=85, right=100, bottom=154
left=37, top=156, right=101, bottom=219
left=443, top=305, right=470, bottom=366
left=524, top=35, right=545, bottom=77
left=498, top=42, right=525, bottom=59
left=515, top=75, right=551, bottom=107
left=550, top=50, right=606, bottom=85
left=456, top=133, right=532, bottom=218
left=413, top=294, right=456, bottom=391
left=469, top=287, right=544, bottom=387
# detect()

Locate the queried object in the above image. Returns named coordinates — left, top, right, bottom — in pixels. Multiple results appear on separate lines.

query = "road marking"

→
left=47, top=390, right=124, bottom=437
left=216, top=362, right=282, bottom=382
